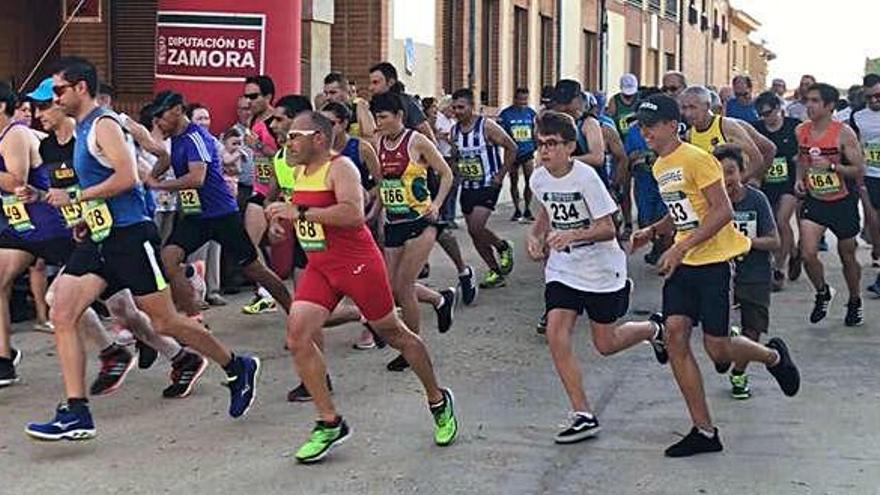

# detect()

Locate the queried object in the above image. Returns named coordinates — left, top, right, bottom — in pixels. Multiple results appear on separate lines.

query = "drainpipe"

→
left=556, top=0, right=562, bottom=78
left=468, top=0, right=476, bottom=88
left=678, top=0, right=684, bottom=72
left=599, top=0, right=608, bottom=91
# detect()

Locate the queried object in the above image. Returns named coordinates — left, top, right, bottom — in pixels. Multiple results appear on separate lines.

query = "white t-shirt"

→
left=852, top=107, right=880, bottom=179
left=530, top=159, right=627, bottom=293
left=435, top=112, right=456, bottom=157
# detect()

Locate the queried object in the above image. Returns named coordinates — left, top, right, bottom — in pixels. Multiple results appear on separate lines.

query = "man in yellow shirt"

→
left=631, top=94, right=801, bottom=457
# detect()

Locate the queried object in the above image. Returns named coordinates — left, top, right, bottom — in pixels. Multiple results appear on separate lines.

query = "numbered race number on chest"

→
left=661, top=190, right=699, bottom=232
left=542, top=191, right=594, bottom=249
left=83, top=199, right=113, bottom=242
left=179, top=189, right=202, bottom=215
left=380, top=178, right=410, bottom=214
left=733, top=210, right=758, bottom=239
left=296, top=219, right=326, bottom=251
left=511, top=125, right=532, bottom=143
left=2, top=194, right=34, bottom=232
left=457, top=156, right=485, bottom=181
left=255, top=158, right=272, bottom=184
left=865, top=142, right=880, bottom=168
left=806, top=168, right=842, bottom=196
left=764, top=157, right=789, bottom=184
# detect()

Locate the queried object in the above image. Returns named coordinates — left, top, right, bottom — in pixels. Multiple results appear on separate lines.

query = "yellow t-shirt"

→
left=653, top=142, right=751, bottom=266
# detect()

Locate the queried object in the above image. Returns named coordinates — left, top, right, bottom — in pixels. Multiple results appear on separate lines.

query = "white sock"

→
left=697, top=427, right=716, bottom=438
left=257, top=286, right=272, bottom=300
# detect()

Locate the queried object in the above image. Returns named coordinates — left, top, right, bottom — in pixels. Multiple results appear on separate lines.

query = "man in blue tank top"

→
left=25, top=57, right=261, bottom=442
left=147, top=91, right=290, bottom=317
left=498, top=87, right=537, bottom=222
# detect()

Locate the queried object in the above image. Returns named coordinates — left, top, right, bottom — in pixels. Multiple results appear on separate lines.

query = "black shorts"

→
left=514, top=152, right=535, bottom=166
left=801, top=194, right=860, bottom=240
left=246, top=192, right=266, bottom=207
left=166, top=212, right=258, bottom=267
left=544, top=280, right=630, bottom=324
left=460, top=186, right=501, bottom=215
left=0, top=232, right=74, bottom=266
left=384, top=217, right=440, bottom=248
left=865, top=177, right=880, bottom=211
left=65, top=222, right=168, bottom=297
left=662, top=262, right=733, bottom=337
left=761, top=183, right=795, bottom=209
left=734, top=282, right=770, bottom=334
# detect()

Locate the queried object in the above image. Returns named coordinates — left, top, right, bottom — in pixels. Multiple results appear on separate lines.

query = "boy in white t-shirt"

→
left=527, top=111, right=666, bottom=444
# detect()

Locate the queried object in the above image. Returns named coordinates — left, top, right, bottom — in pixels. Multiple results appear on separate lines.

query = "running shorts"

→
left=662, top=261, right=733, bottom=337
left=544, top=280, right=630, bottom=324
left=166, top=212, right=258, bottom=267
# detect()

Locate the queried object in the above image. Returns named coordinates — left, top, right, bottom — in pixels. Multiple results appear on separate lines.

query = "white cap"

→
left=620, top=73, right=639, bottom=96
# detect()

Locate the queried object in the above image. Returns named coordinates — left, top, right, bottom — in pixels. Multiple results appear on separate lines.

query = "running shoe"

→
left=844, top=299, right=864, bottom=327
left=352, top=329, right=377, bottom=350
left=511, top=210, right=522, bottom=222
left=224, top=354, right=261, bottom=418
left=649, top=312, right=668, bottom=365
left=435, top=288, right=456, bottom=333
left=163, top=350, right=208, bottom=399
left=479, top=270, right=506, bottom=289
left=866, top=274, right=880, bottom=297
left=136, top=339, right=158, bottom=369
left=295, top=417, right=351, bottom=464
left=809, top=285, right=835, bottom=324
left=458, top=266, right=478, bottom=306
left=818, top=236, right=829, bottom=252
left=536, top=311, right=547, bottom=335
left=418, top=263, right=430, bottom=280
left=0, top=348, right=20, bottom=387
left=555, top=412, right=601, bottom=444
left=787, top=250, right=803, bottom=281
left=872, top=253, right=880, bottom=269
left=498, top=241, right=515, bottom=275
left=664, top=427, right=723, bottom=457
left=25, top=402, right=96, bottom=441
left=521, top=210, right=535, bottom=223
left=90, top=345, right=135, bottom=396
left=242, top=296, right=277, bottom=315
left=430, top=388, right=458, bottom=446
left=206, top=293, right=228, bottom=306
left=32, top=321, right=54, bottom=333
left=729, top=371, right=751, bottom=400
left=766, top=337, right=800, bottom=397
left=772, top=270, right=785, bottom=292
left=186, top=261, right=207, bottom=306
left=386, top=354, right=410, bottom=372
left=287, top=375, right=333, bottom=402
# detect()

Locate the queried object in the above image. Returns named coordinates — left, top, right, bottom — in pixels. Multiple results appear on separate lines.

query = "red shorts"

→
left=294, top=255, right=394, bottom=321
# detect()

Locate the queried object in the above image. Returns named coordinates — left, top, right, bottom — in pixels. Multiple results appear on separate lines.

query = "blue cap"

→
left=27, top=78, right=54, bottom=102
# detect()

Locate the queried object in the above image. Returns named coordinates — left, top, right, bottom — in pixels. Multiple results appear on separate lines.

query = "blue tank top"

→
left=0, top=123, right=69, bottom=241
left=74, top=107, right=151, bottom=228
left=341, top=136, right=375, bottom=190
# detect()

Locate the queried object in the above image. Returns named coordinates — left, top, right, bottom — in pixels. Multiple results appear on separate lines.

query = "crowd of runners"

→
left=1, top=53, right=878, bottom=462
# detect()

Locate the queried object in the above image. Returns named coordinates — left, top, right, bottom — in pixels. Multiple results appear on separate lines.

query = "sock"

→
left=429, top=397, right=446, bottom=410
left=769, top=350, right=781, bottom=367
left=170, top=349, right=186, bottom=364
left=458, top=267, right=470, bottom=277
left=318, top=416, right=342, bottom=427
left=434, top=297, right=445, bottom=309
left=574, top=411, right=595, bottom=420
left=697, top=426, right=715, bottom=438
left=67, top=397, right=89, bottom=409
left=257, top=286, right=272, bottom=300
left=222, top=353, right=238, bottom=375
left=650, top=321, right=662, bottom=341
left=731, top=369, right=746, bottom=376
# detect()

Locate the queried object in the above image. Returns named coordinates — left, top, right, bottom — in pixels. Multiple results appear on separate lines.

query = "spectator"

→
left=726, top=75, right=759, bottom=123
left=323, top=71, right=376, bottom=139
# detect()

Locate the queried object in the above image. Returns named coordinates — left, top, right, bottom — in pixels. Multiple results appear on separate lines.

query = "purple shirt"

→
left=170, top=123, right=238, bottom=219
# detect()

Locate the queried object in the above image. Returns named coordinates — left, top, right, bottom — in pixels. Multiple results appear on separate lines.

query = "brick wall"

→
left=330, top=0, right=388, bottom=96
left=61, top=1, right=110, bottom=82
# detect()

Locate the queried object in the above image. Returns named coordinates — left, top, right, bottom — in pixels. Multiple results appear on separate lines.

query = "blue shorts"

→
left=634, top=173, right=667, bottom=227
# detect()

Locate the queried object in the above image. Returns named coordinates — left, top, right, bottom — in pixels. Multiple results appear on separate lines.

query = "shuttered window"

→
left=111, top=0, right=157, bottom=95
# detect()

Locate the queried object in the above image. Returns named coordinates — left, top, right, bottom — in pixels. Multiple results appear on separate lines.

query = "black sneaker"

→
left=554, top=412, right=601, bottom=444
left=536, top=311, right=547, bottom=335
left=510, top=210, right=522, bottom=222
left=435, top=288, right=456, bottom=333
left=136, top=339, right=158, bottom=370
left=714, top=361, right=732, bottom=374
left=772, top=270, right=785, bottom=292
left=287, top=375, right=333, bottom=402
left=90, top=345, right=135, bottom=396
left=418, top=264, right=430, bottom=280
left=649, top=312, right=668, bottom=365
left=386, top=354, right=409, bottom=372
left=162, top=350, right=208, bottom=399
left=809, top=285, right=835, bottom=323
left=0, top=350, right=19, bottom=388
left=458, top=266, right=478, bottom=306
left=844, top=299, right=864, bottom=327
left=766, top=337, right=800, bottom=397
left=364, top=322, right=386, bottom=349
left=665, top=427, right=723, bottom=457
left=788, top=250, right=803, bottom=281
left=521, top=210, right=534, bottom=223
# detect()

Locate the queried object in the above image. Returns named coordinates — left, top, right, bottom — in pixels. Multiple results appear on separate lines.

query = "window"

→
left=513, top=6, right=529, bottom=93
left=626, top=0, right=644, bottom=6
left=721, top=15, right=728, bottom=43
left=665, top=0, right=678, bottom=20
left=627, top=43, right=641, bottom=80
left=712, top=9, right=720, bottom=38
left=442, top=0, right=465, bottom=94
left=732, top=40, right=738, bottom=67
left=665, top=52, right=676, bottom=72
left=480, top=0, right=499, bottom=106
left=688, top=0, right=698, bottom=25
left=111, top=0, right=157, bottom=96
left=583, top=30, right=598, bottom=90
left=700, top=0, right=709, bottom=30
left=540, top=15, right=555, bottom=89
left=648, top=0, right=661, bottom=14
left=646, top=48, right=659, bottom=85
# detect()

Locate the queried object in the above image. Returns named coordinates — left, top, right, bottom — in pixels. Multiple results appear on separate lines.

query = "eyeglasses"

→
left=287, top=129, right=318, bottom=140
left=52, top=83, right=76, bottom=97
left=536, top=138, right=568, bottom=149
left=243, top=93, right=262, bottom=100
left=758, top=108, right=776, bottom=118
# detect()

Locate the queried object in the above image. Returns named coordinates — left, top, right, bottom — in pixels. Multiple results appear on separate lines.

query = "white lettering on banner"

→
left=166, top=48, right=256, bottom=69
left=165, top=36, right=256, bottom=50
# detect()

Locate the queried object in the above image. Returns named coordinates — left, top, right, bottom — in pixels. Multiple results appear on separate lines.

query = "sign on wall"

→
left=155, top=11, right=266, bottom=82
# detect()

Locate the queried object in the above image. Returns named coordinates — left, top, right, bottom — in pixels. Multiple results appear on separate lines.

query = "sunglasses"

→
left=758, top=108, right=776, bottom=118
left=662, top=86, right=681, bottom=93
left=52, top=82, right=76, bottom=97
left=287, top=129, right=318, bottom=140
left=536, top=138, right=568, bottom=149
left=243, top=92, right=262, bottom=100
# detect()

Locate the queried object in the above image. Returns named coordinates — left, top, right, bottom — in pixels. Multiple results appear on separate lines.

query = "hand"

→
left=657, top=244, right=686, bottom=279
left=794, top=180, right=807, bottom=197
left=142, top=174, right=161, bottom=190
left=45, top=188, right=72, bottom=207
left=546, top=230, right=575, bottom=251
left=629, top=227, right=653, bottom=253
left=267, top=219, right=289, bottom=244
left=14, top=185, right=41, bottom=204
left=526, top=233, right=547, bottom=261
left=424, top=202, right=440, bottom=222
left=265, top=201, right=297, bottom=222
left=243, top=130, right=259, bottom=147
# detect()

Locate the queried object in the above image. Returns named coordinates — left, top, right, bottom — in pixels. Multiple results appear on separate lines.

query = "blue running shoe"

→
left=225, top=354, right=261, bottom=418
left=26, top=403, right=96, bottom=441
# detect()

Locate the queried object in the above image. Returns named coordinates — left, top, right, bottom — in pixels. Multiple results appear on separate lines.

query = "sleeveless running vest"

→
left=689, top=114, right=726, bottom=153
left=453, top=116, right=501, bottom=190
left=796, top=120, right=851, bottom=202
left=378, top=129, right=431, bottom=223
left=273, top=147, right=295, bottom=202
left=609, top=94, right=637, bottom=136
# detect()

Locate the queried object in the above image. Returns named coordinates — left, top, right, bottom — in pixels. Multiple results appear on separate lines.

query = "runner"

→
left=148, top=91, right=291, bottom=320
left=498, top=87, right=537, bottom=222
left=753, top=91, right=802, bottom=290
left=551, top=80, right=606, bottom=175
left=322, top=71, right=376, bottom=139
left=631, top=94, right=800, bottom=457
left=266, top=111, right=458, bottom=463
left=795, top=83, right=866, bottom=326
left=25, top=57, right=259, bottom=441
left=527, top=110, right=665, bottom=443
left=725, top=75, right=760, bottom=124
left=451, top=88, right=518, bottom=288
left=786, top=75, right=817, bottom=122
left=715, top=144, right=780, bottom=399
left=661, top=71, right=688, bottom=99
left=370, top=92, right=457, bottom=371
left=606, top=73, right=640, bottom=138
left=853, top=74, right=880, bottom=293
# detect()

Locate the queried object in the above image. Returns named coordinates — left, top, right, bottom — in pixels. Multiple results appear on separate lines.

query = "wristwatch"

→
left=298, top=206, right=309, bottom=222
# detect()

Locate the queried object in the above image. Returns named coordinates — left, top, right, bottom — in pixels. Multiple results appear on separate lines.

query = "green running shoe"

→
left=479, top=270, right=506, bottom=289
left=431, top=388, right=458, bottom=446
left=294, top=418, right=351, bottom=464
left=498, top=241, right=514, bottom=275
left=729, top=372, right=751, bottom=400
left=242, top=296, right=277, bottom=315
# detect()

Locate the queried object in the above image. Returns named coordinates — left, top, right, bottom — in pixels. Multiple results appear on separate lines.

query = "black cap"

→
left=552, top=79, right=583, bottom=105
left=636, top=94, right=681, bottom=126
left=150, top=90, right=184, bottom=117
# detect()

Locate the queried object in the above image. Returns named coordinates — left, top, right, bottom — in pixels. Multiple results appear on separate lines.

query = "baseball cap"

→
left=26, top=78, right=54, bottom=102
left=636, top=94, right=681, bottom=126
left=620, top=73, right=638, bottom=96
left=552, top=79, right=583, bottom=105
left=150, top=90, right=185, bottom=117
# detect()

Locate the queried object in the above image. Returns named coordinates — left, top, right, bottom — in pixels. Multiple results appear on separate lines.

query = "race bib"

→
left=179, top=188, right=202, bottom=215
left=83, top=199, right=113, bottom=242
left=733, top=210, right=758, bottom=239
left=458, top=156, right=485, bottom=181
left=617, top=115, right=632, bottom=134
left=254, top=157, right=272, bottom=184
left=2, top=194, right=34, bottom=232
left=296, top=219, right=326, bottom=251
left=511, top=125, right=532, bottom=142
left=806, top=168, right=842, bottom=196
left=764, top=157, right=789, bottom=184
left=543, top=191, right=593, bottom=249
left=380, top=178, right=409, bottom=214
left=865, top=142, right=880, bottom=168
left=661, top=191, right=699, bottom=232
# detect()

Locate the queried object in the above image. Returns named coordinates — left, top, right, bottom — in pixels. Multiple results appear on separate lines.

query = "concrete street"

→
left=2, top=202, right=879, bottom=495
